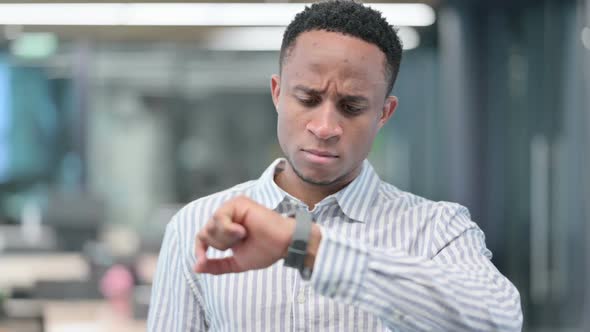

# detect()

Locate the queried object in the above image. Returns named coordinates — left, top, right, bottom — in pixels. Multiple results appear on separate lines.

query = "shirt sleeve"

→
left=309, top=206, right=523, bottom=332
left=147, top=220, right=209, bottom=331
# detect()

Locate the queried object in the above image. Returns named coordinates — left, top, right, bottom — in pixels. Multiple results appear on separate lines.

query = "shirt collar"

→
left=251, top=158, right=288, bottom=211
left=251, top=158, right=381, bottom=223
left=334, top=159, right=381, bottom=223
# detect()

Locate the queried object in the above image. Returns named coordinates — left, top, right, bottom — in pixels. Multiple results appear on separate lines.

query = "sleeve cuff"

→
left=310, top=226, right=369, bottom=303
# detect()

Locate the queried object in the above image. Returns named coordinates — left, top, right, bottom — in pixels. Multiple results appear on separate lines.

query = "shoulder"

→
left=377, top=181, right=478, bottom=233
left=376, top=181, right=485, bottom=254
left=375, top=181, right=433, bottom=213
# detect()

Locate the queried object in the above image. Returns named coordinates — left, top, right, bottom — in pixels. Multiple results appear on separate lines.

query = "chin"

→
left=301, top=174, right=339, bottom=186
left=294, top=164, right=343, bottom=186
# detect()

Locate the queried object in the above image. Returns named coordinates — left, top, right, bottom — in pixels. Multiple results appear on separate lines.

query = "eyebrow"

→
left=293, top=85, right=369, bottom=103
left=340, top=95, right=369, bottom=105
left=293, top=85, right=323, bottom=95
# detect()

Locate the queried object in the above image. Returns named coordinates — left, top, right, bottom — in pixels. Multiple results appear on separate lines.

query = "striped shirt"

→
left=148, top=158, right=523, bottom=331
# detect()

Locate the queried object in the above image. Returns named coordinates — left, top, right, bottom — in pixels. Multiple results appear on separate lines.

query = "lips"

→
left=303, top=149, right=338, bottom=158
left=301, top=149, right=339, bottom=165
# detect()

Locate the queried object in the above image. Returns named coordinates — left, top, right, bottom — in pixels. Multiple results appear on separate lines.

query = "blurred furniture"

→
left=43, top=300, right=145, bottom=332
left=0, top=225, right=57, bottom=253
left=0, top=319, right=42, bottom=332
left=0, top=253, right=89, bottom=291
left=0, top=299, right=44, bottom=332
left=2, top=299, right=145, bottom=332
left=44, top=193, right=105, bottom=252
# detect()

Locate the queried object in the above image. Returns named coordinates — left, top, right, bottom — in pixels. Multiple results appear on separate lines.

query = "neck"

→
left=274, top=161, right=359, bottom=210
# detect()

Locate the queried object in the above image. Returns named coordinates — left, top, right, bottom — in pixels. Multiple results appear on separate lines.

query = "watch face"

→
left=285, top=209, right=313, bottom=272
left=293, top=239, right=307, bottom=251
left=284, top=246, right=304, bottom=268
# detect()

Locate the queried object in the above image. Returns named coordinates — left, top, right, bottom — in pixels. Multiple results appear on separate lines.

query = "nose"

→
left=306, top=102, right=343, bottom=141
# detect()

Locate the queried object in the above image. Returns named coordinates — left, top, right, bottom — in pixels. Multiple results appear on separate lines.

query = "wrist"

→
left=281, top=217, right=320, bottom=259
left=282, top=212, right=322, bottom=279
left=303, top=224, right=321, bottom=270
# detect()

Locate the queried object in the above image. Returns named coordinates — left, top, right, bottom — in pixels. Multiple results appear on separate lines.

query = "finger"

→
left=202, top=217, right=229, bottom=250
left=194, top=233, right=209, bottom=265
left=214, top=196, right=249, bottom=225
left=226, top=222, right=247, bottom=240
left=205, top=215, right=246, bottom=250
left=205, top=219, right=217, bottom=236
left=194, top=256, right=243, bottom=275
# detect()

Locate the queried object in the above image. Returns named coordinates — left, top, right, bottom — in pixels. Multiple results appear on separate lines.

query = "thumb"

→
left=227, top=222, right=247, bottom=240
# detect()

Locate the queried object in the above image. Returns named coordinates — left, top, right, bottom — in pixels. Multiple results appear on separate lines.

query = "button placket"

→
left=296, top=290, right=306, bottom=303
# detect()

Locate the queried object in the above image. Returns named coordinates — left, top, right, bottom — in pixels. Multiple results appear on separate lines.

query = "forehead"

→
left=282, top=30, right=388, bottom=92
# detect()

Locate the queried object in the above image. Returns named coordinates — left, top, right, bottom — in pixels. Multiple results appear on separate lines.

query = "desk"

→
left=43, top=300, right=145, bottom=332
left=0, top=225, right=57, bottom=252
left=0, top=320, right=41, bottom=332
left=0, top=253, right=89, bottom=290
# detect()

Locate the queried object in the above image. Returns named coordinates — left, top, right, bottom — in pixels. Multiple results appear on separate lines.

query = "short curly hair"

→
left=280, top=0, right=403, bottom=94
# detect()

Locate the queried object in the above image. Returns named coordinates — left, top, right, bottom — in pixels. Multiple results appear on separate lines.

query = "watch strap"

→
left=284, top=210, right=313, bottom=279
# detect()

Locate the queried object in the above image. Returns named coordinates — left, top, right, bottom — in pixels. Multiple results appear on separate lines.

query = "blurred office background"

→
left=0, top=0, right=588, bottom=331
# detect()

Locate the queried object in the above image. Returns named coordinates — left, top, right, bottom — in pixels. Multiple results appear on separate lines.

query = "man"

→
left=148, top=1, right=523, bottom=331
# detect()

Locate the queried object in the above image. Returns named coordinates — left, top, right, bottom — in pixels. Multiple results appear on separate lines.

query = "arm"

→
left=308, top=208, right=523, bottom=331
left=148, top=220, right=209, bottom=331
left=193, top=196, right=522, bottom=331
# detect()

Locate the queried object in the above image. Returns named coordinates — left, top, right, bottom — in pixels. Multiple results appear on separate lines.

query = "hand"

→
left=194, top=196, right=295, bottom=274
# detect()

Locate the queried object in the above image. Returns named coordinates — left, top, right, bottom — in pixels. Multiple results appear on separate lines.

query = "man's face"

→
left=271, top=30, right=398, bottom=187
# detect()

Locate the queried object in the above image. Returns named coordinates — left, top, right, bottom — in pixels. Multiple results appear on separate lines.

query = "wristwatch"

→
left=283, top=210, right=314, bottom=280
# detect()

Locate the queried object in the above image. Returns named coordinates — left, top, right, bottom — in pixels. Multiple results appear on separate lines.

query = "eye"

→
left=297, top=95, right=320, bottom=107
left=341, top=103, right=364, bottom=115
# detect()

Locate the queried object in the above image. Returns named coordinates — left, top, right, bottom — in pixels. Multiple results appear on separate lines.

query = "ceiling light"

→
left=206, top=27, right=284, bottom=51
left=206, top=26, right=420, bottom=51
left=0, top=3, right=435, bottom=27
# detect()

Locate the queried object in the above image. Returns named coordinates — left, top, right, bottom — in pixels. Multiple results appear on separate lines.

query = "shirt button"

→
left=297, top=293, right=306, bottom=303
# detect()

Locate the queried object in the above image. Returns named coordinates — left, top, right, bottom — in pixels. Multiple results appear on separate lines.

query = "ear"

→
left=377, top=96, right=398, bottom=129
left=270, top=74, right=281, bottom=113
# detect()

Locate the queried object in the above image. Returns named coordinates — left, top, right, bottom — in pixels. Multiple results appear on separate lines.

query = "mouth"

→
left=301, top=149, right=339, bottom=164
left=303, top=149, right=338, bottom=157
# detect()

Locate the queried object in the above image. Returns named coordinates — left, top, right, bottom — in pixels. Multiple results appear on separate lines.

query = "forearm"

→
left=308, top=227, right=523, bottom=331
